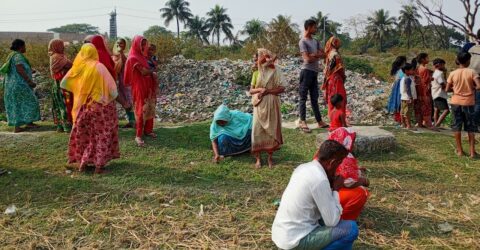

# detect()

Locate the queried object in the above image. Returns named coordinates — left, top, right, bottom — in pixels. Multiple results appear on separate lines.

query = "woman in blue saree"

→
left=210, top=105, right=253, bottom=163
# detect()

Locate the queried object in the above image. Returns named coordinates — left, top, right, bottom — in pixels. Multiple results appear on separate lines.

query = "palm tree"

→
left=206, top=5, right=234, bottom=46
left=265, top=15, right=300, bottom=56
left=159, top=0, right=193, bottom=38
left=241, top=19, right=266, bottom=42
left=398, top=5, right=422, bottom=48
left=186, top=16, right=210, bottom=44
left=366, top=9, right=396, bottom=51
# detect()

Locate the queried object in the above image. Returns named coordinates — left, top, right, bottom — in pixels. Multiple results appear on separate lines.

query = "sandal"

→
left=26, top=123, right=40, bottom=129
left=135, top=137, right=145, bottom=147
left=144, top=133, right=157, bottom=138
left=14, top=127, right=26, bottom=133
left=298, top=126, right=312, bottom=133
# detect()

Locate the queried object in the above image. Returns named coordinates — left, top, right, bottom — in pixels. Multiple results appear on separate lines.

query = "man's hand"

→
left=333, top=175, right=344, bottom=191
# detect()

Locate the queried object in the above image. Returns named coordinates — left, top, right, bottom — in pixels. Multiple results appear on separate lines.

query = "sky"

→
left=0, top=0, right=473, bottom=38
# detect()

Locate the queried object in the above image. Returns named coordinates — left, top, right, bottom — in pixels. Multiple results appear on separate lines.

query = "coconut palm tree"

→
left=366, top=9, right=396, bottom=51
left=398, top=5, right=422, bottom=48
left=206, top=5, right=234, bottom=46
left=159, top=0, right=193, bottom=38
left=265, top=15, right=300, bottom=56
left=241, top=19, right=266, bottom=42
left=186, top=16, right=210, bottom=44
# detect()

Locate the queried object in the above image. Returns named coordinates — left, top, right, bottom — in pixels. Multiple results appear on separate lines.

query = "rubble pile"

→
left=155, top=56, right=392, bottom=125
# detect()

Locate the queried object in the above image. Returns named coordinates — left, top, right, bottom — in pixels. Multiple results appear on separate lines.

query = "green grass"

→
left=0, top=122, right=479, bottom=249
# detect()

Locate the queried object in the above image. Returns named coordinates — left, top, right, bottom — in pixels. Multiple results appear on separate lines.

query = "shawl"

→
left=124, top=35, right=150, bottom=86
left=324, top=37, right=345, bottom=79
left=328, top=127, right=360, bottom=183
left=60, top=44, right=118, bottom=123
left=91, top=35, right=116, bottom=79
left=328, top=127, right=356, bottom=152
left=210, top=105, right=253, bottom=141
left=48, top=39, right=71, bottom=77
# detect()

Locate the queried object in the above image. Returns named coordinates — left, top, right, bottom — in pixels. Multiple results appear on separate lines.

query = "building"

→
left=0, top=32, right=87, bottom=44
left=109, top=9, right=117, bottom=40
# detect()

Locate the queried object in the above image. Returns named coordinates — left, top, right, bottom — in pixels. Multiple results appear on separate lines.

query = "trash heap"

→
left=155, top=55, right=393, bottom=125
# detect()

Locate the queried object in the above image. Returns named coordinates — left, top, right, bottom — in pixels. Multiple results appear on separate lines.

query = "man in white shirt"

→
left=272, top=140, right=359, bottom=250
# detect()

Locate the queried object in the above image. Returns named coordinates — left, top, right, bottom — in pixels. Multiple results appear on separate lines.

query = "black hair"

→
left=390, top=56, right=407, bottom=76
left=330, top=94, right=344, bottom=107
left=477, top=28, right=480, bottom=39
left=402, top=63, right=415, bottom=73
left=416, top=52, right=429, bottom=63
left=149, top=44, right=157, bottom=49
left=410, top=58, right=418, bottom=69
left=456, top=51, right=472, bottom=65
left=432, top=58, right=446, bottom=66
left=304, top=19, right=317, bottom=30
left=318, top=140, right=348, bottom=162
left=10, top=39, right=25, bottom=51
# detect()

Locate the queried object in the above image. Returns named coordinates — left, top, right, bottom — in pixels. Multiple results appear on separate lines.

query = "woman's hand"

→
left=213, top=154, right=224, bottom=163
left=332, top=175, right=345, bottom=191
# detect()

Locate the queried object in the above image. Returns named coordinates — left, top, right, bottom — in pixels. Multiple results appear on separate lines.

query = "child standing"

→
left=329, top=94, right=347, bottom=131
left=400, top=63, right=418, bottom=130
left=431, top=58, right=450, bottom=127
left=416, top=53, right=436, bottom=130
left=446, top=52, right=480, bottom=158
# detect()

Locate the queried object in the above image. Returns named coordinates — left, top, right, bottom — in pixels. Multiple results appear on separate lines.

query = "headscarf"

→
left=112, top=38, right=127, bottom=76
left=48, top=39, right=71, bottom=77
left=210, top=105, right=253, bottom=141
left=324, top=37, right=345, bottom=78
left=124, top=35, right=149, bottom=86
left=328, top=127, right=356, bottom=152
left=60, top=44, right=118, bottom=123
left=91, top=35, right=116, bottom=79
left=256, top=48, right=279, bottom=87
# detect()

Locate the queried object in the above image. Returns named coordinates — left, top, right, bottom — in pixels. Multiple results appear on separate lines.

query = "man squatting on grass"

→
left=272, top=140, right=359, bottom=250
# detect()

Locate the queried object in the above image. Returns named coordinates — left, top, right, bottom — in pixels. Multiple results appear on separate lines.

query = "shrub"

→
left=343, top=56, right=374, bottom=75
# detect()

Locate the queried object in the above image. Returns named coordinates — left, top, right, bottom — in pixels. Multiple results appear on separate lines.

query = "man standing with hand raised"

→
left=298, top=19, right=330, bottom=133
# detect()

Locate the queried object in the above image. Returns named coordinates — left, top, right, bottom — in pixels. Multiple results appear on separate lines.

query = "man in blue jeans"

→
left=272, top=140, right=359, bottom=250
left=298, top=19, right=329, bottom=133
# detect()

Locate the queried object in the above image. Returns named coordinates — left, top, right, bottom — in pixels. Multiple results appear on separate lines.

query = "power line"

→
left=1, top=6, right=112, bottom=16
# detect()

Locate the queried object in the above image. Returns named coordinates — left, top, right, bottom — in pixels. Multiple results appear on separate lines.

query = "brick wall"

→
left=0, top=32, right=87, bottom=44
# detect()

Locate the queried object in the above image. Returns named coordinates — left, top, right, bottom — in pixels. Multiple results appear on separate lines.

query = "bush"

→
left=343, top=56, right=374, bottom=75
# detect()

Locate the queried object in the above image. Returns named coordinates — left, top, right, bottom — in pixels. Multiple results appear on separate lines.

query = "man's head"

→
left=417, top=52, right=429, bottom=65
left=316, top=140, right=348, bottom=179
left=456, top=51, right=472, bottom=67
left=402, top=63, right=416, bottom=76
left=304, top=19, right=317, bottom=34
left=433, top=58, right=446, bottom=71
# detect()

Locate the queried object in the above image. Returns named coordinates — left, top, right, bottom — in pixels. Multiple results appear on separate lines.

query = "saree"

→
left=416, top=65, right=433, bottom=125
left=1, top=52, right=40, bottom=127
left=48, top=39, right=73, bottom=131
left=91, top=35, right=116, bottom=80
left=112, top=39, right=135, bottom=124
left=251, top=49, right=284, bottom=154
left=61, top=44, right=119, bottom=170
left=324, top=37, right=347, bottom=116
left=124, top=35, right=157, bottom=137
left=210, top=105, right=253, bottom=156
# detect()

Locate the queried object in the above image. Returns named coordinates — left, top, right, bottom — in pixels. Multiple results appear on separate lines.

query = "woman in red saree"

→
left=323, top=37, right=347, bottom=119
left=415, top=53, right=436, bottom=129
left=124, top=35, right=157, bottom=147
left=91, top=35, right=116, bottom=80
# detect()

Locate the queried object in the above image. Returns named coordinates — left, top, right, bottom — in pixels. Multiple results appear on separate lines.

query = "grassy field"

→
left=0, top=122, right=479, bottom=249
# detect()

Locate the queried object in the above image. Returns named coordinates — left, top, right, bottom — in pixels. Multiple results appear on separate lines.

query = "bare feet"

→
left=94, top=168, right=111, bottom=174
left=268, top=154, right=274, bottom=169
left=135, top=137, right=145, bottom=147
left=470, top=152, right=478, bottom=159
left=145, top=133, right=157, bottom=138
left=26, top=123, right=40, bottom=129
left=298, top=121, right=312, bottom=133
left=14, top=127, right=26, bottom=133
left=456, top=150, right=465, bottom=157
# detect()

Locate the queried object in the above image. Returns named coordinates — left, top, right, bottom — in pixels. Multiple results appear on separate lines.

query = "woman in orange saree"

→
left=323, top=37, right=347, bottom=118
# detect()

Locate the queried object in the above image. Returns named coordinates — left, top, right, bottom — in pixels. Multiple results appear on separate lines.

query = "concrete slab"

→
left=316, top=126, right=397, bottom=155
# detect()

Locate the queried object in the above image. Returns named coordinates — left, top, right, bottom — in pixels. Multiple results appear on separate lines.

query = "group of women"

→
left=1, top=35, right=157, bottom=173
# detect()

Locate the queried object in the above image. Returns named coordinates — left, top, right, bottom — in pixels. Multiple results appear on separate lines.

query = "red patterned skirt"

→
left=68, top=102, right=120, bottom=170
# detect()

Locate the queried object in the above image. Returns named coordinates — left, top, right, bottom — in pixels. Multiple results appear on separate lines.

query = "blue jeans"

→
left=294, top=220, right=359, bottom=250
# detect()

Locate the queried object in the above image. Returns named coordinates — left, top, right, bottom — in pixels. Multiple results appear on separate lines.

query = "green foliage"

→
left=160, top=0, right=193, bottom=38
left=185, top=16, right=210, bottom=44
left=343, top=56, right=374, bottom=75
left=143, top=26, right=172, bottom=40
left=47, top=23, right=99, bottom=34
left=206, top=5, right=234, bottom=46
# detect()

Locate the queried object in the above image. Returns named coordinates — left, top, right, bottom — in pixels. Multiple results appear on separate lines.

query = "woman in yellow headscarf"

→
left=61, top=43, right=129, bottom=174
left=249, top=48, right=285, bottom=169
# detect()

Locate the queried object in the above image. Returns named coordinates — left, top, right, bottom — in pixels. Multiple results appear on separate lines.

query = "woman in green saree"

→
left=0, top=39, right=40, bottom=133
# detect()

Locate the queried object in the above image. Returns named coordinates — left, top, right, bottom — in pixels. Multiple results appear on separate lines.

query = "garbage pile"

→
left=154, top=56, right=392, bottom=125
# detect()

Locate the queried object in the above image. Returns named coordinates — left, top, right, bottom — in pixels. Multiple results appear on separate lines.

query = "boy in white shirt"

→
left=399, top=63, right=417, bottom=130
left=431, top=58, right=450, bottom=127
